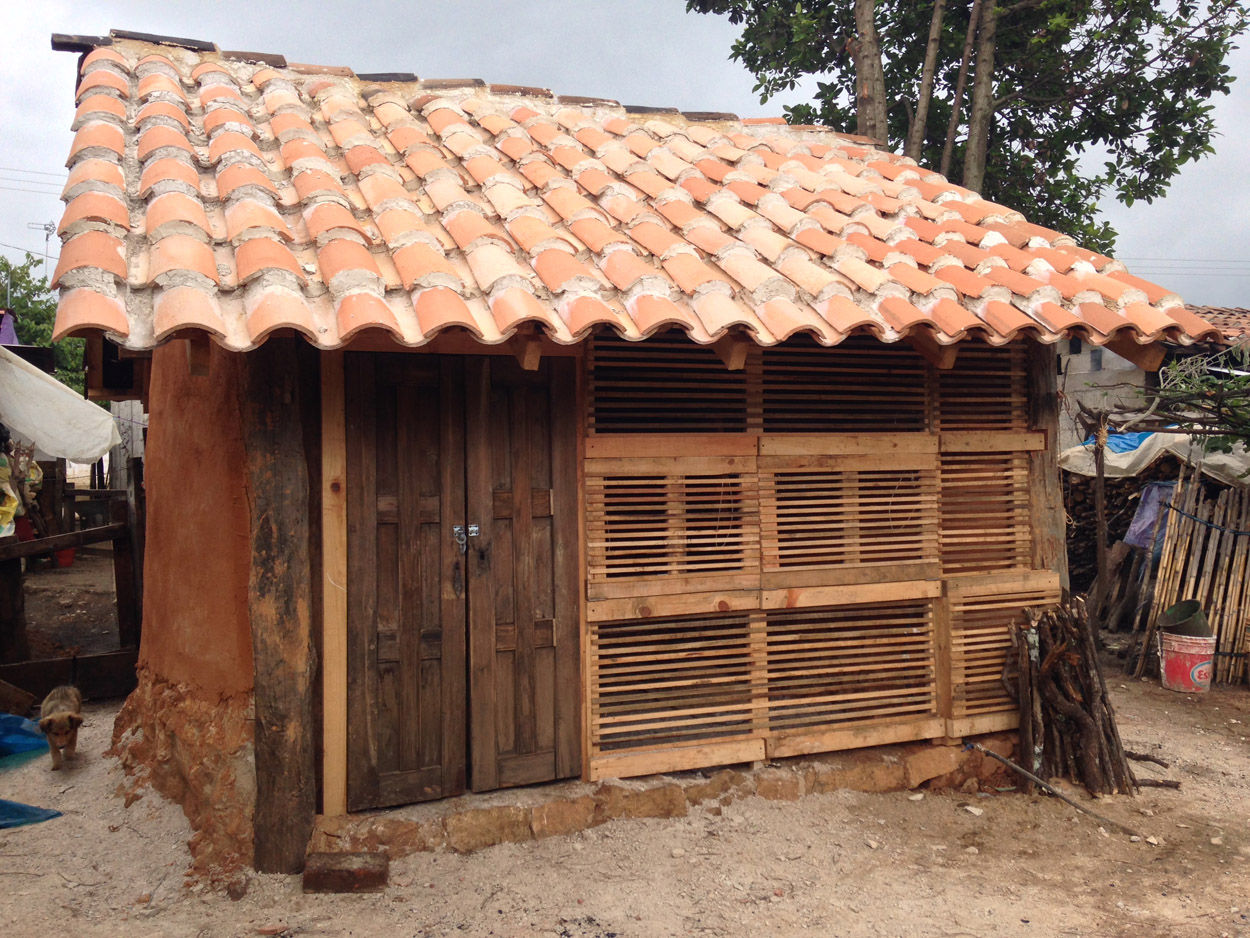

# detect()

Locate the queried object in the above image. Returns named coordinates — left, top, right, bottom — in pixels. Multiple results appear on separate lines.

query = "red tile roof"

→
left=1188, top=307, right=1250, bottom=343
left=51, top=36, right=1221, bottom=352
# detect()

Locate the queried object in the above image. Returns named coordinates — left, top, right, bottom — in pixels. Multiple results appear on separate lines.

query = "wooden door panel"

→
left=467, top=358, right=580, bottom=791
left=347, top=355, right=466, bottom=810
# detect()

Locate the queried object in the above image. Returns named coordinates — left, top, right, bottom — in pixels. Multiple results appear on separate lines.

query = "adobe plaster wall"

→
left=111, top=340, right=257, bottom=878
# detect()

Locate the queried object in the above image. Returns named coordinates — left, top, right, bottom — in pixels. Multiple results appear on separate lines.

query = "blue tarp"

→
left=0, top=799, right=60, bottom=829
left=1079, top=430, right=1157, bottom=454
left=0, top=713, right=62, bottom=828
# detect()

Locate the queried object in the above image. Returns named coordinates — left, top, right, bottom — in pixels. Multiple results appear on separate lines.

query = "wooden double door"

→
left=345, top=354, right=580, bottom=810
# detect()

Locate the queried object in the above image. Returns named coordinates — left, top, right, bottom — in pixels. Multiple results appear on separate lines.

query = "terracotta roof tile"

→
left=150, top=235, right=220, bottom=284
left=76, top=94, right=128, bottom=125
left=337, top=292, right=401, bottom=342
left=59, top=192, right=131, bottom=234
left=52, top=288, right=129, bottom=341
left=138, top=157, right=200, bottom=197
left=51, top=39, right=1208, bottom=354
left=244, top=288, right=316, bottom=344
left=235, top=238, right=303, bottom=283
left=153, top=286, right=226, bottom=340
left=52, top=231, right=128, bottom=287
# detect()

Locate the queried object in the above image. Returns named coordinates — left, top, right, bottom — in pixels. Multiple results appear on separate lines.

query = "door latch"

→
left=452, top=524, right=481, bottom=555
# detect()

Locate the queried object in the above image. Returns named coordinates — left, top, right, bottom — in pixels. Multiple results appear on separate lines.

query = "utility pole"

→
left=25, top=221, right=55, bottom=271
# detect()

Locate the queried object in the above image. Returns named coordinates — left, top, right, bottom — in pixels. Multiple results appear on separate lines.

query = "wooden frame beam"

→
left=320, top=350, right=349, bottom=817
left=907, top=332, right=960, bottom=370
left=713, top=334, right=751, bottom=371
left=1103, top=335, right=1166, bottom=372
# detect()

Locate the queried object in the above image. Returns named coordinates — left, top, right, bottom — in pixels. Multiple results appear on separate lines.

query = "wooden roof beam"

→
left=907, top=331, right=959, bottom=370
left=713, top=333, right=751, bottom=371
left=1103, top=335, right=1166, bottom=372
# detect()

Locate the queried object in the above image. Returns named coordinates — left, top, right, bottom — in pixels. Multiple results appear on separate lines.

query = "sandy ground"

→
left=22, top=548, right=118, bottom=658
left=1, top=673, right=1248, bottom=938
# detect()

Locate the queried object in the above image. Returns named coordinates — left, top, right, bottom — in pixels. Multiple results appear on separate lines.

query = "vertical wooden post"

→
left=110, top=498, right=140, bottom=649
left=0, top=555, right=28, bottom=664
left=934, top=588, right=955, bottom=740
left=1027, top=341, right=1068, bottom=588
left=241, top=340, right=316, bottom=873
left=320, top=350, right=349, bottom=817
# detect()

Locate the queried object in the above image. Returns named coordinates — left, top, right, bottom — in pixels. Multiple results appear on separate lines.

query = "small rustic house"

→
left=48, top=31, right=1218, bottom=873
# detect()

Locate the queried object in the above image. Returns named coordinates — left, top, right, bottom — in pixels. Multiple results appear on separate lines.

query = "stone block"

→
left=444, top=805, right=533, bottom=853
left=903, top=743, right=964, bottom=788
left=754, top=768, right=802, bottom=801
left=682, top=769, right=747, bottom=805
left=531, top=796, right=597, bottom=839
left=594, top=782, right=688, bottom=823
left=302, top=852, right=388, bottom=893
left=809, top=751, right=906, bottom=793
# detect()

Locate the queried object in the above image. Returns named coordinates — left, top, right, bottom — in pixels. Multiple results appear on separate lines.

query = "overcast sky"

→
left=2, top=1, right=1247, bottom=309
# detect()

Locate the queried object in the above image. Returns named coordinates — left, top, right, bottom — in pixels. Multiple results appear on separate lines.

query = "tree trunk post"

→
left=940, top=0, right=982, bottom=178
left=852, top=0, right=890, bottom=144
left=906, top=0, right=947, bottom=161
left=963, top=0, right=998, bottom=191
left=240, top=340, right=317, bottom=874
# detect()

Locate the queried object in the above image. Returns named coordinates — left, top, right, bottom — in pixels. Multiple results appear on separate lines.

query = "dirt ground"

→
left=0, top=671, right=1245, bottom=938
left=22, top=547, right=119, bottom=658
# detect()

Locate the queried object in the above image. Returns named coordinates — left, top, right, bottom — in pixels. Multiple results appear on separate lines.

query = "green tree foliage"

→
left=0, top=253, right=85, bottom=395
left=687, top=0, right=1248, bottom=251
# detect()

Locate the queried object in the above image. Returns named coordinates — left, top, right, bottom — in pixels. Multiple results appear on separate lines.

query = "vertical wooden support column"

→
left=933, top=590, right=955, bottom=739
left=110, top=498, right=140, bottom=648
left=1026, top=341, right=1069, bottom=589
left=0, top=557, right=28, bottom=664
left=320, top=350, right=349, bottom=816
left=241, top=340, right=316, bottom=873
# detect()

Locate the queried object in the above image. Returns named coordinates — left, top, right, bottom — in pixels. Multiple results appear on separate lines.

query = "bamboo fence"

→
left=1139, top=470, right=1250, bottom=683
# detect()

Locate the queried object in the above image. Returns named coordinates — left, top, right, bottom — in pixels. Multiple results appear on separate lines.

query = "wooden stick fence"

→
left=1137, top=470, right=1250, bottom=683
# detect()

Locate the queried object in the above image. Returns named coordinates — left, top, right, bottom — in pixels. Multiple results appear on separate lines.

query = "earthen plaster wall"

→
left=139, top=341, right=254, bottom=691
left=113, top=340, right=258, bottom=879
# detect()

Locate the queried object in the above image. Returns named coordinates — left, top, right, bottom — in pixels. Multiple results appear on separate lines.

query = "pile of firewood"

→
left=1006, top=599, right=1136, bottom=796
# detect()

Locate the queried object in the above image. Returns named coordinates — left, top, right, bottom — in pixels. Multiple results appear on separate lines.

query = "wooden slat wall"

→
left=583, top=334, right=1056, bottom=778
left=946, top=572, right=1063, bottom=736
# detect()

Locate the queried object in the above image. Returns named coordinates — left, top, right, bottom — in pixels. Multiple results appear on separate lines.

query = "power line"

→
left=0, top=185, right=63, bottom=196
left=0, top=166, right=68, bottom=179
left=0, top=240, right=58, bottom=261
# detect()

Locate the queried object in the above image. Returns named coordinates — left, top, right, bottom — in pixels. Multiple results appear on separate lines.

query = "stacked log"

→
left=1063, top=456, right=1181, bottom=593
left=1008, top=599, right=1136, bottom=797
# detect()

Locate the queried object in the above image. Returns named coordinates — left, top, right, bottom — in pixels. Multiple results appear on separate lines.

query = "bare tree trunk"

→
left=963, top=0, right=998, bottom=191
left=906, top=0, right=947, bottom=161
left=940, top=0, right=982, bottom=177
left=852, top=0, right=890, bottom=144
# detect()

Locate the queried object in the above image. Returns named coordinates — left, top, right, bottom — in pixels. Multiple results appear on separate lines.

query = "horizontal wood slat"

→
left=947, top=573, right=1063, bottom=722
left=588, top=599, right=940, bottom=773
left=939, top=451, right=1033, bottom=574
left=584, top=334, right=1056, bottom=780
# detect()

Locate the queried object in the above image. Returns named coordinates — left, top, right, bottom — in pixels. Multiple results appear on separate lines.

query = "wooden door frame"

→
left=321, top=348, right=586, bottom=816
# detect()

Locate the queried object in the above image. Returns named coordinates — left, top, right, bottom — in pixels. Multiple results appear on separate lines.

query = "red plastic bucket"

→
left=1159, top=631, right=1215, bottom=694
left=53, top=548, right=76, bottom=568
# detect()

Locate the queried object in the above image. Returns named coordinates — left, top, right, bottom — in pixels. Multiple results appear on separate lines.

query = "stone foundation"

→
left=110, top=667, right=256, bottom=880
left=310, top=734, right=1017, bottom=859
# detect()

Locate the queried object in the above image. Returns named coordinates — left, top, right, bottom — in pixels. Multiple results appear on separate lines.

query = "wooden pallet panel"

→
left=935, top=342, right=1028, bottom=431
left=946, top=572, right=1063, bottom=726
left=939, top=451, right=1033, bottom=574
left=585, top=458, right=760, bottom=600
left=759, top=460, right=938, bottom=577
left=587, top=599, right=940, bottom=773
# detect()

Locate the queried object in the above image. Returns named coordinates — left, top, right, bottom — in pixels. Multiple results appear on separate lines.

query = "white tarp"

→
left=1059, top=432, right=1250, bottom=487
left=0, top=344, right=120, bottom=462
